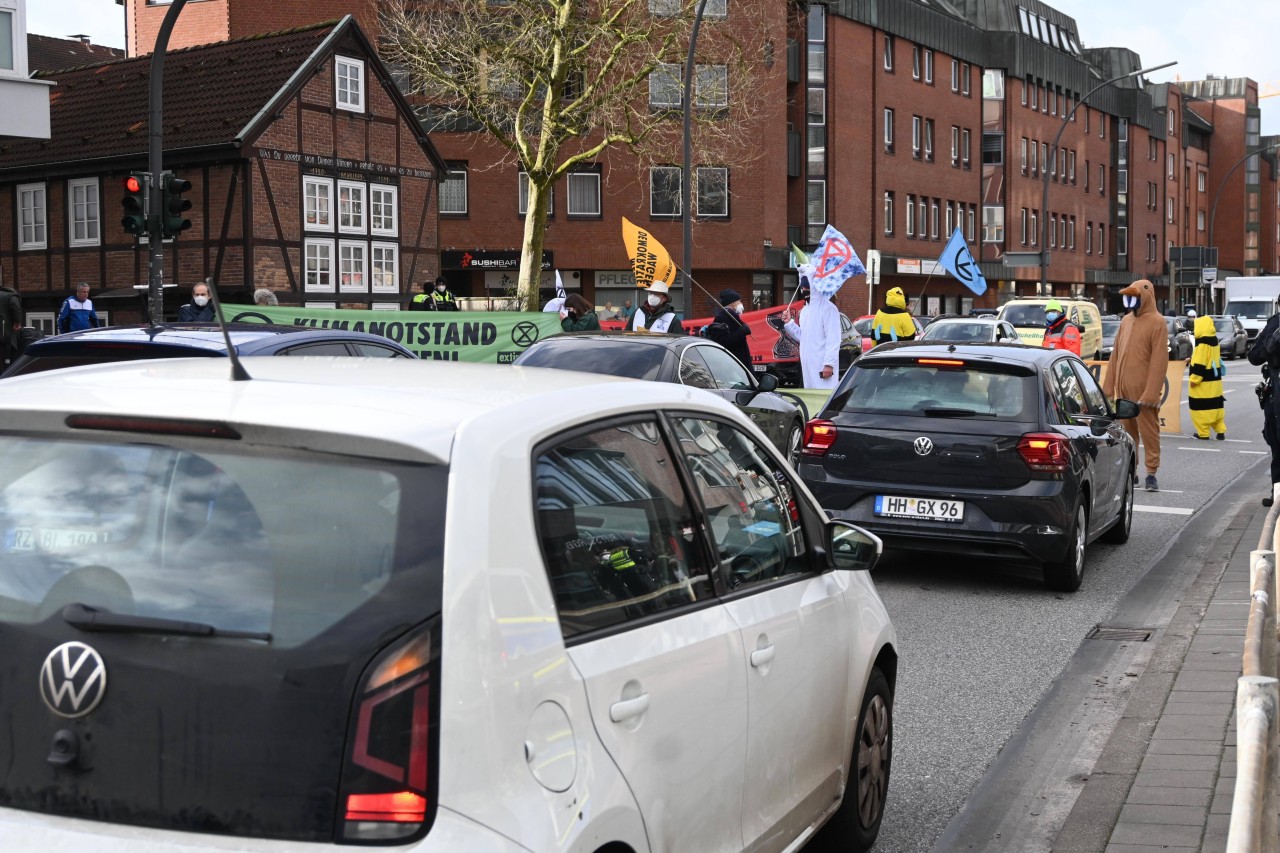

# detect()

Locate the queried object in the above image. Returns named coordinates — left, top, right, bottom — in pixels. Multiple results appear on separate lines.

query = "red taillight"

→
left=1018, top=432, right=1070, bottom=473
left=340, top=621, right=439, bottom=843
left=345, top=791, right=427, bottom=823
left=803, top=419, right=838, bottom=456
left=918, top=358, right=966, bottom=367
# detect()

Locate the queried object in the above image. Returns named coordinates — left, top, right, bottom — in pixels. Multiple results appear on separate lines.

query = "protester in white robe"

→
left=783, top=284, right=841, bottom=389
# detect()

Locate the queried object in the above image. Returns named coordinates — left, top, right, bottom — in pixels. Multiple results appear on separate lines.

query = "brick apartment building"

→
left=0, top=17, right=446, bottom=329
left=115, top=0, right=1278, bottom=319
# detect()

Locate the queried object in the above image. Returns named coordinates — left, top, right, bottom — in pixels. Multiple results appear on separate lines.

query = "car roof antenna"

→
left=206, top=277, right=251, bottom=382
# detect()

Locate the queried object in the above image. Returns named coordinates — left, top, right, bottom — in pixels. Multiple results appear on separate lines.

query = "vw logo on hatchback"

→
left=39, top=641, right=107, bottom=719
left=913, top=437, right=934, bottom=457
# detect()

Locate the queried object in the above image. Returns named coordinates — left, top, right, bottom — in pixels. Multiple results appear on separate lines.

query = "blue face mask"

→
left=1045, top=311, right=1062, bottom=324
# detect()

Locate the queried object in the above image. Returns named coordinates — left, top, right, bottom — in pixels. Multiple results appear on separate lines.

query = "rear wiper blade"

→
left=922, top=407, right=981, bottom=417
left=60, top=603, right=271, bottom=641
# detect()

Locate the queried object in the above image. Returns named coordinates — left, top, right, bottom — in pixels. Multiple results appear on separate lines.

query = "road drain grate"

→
left=1085, top=625, right=1153, bottom=642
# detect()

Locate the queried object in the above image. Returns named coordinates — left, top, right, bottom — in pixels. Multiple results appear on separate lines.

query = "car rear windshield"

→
left=0, top=436, right=443, bottom=647
left=919, top=322, right=993, bottom=342
left=5, top=346, right=221, bottom=377
left=1000, top=304, right=1050, bottom=326
left=518, top=341, right=667, bottom=380
left=835, top=361, right=1039, bottom=421
left=1214, top=319, right=1235, bottom=336
left=1101, top=319, right=1120, bottom=335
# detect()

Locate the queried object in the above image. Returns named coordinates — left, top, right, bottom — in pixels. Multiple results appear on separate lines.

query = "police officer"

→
left=1042, top=299, right=1081, bottom=355
left=1248, top=302, right=1280, bottom=506
left=412, top=276, right=458, bottom=311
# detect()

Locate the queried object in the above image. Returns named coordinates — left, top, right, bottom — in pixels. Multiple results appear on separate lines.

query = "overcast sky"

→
left=27, top=0, right=1280, bottom=133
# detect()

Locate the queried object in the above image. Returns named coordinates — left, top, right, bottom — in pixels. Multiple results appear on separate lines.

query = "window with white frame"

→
left=17, top=182, right=45, bottom=250
left=930, top=199, right=939, bottom=239
left=883, top=191, right=894, bottom=235
left=1198, top=171, right=1206, bottom=193
left=370, top=184, right=398, bottom=237
left=518, top=172, right=553, bottom=216
left=68, top=178, right=100, bottom=247
left=335, top=56, right=365, bottom=112
left=567, top=170, right=601, bottom=216
left=371, top=242, right=399, bottom=293
left=807, top=180, right=826, bottom=243
left=1198, top=209, right=1206, bottom=231
left=883, top=34, right=894, bottom=71
left=962, top=128, right=970, bottom=166
left=697, top=167, right=728, bottom=217
left=945, top=202, right=953, bottom=236
left=337, top=181, right=366, bottom=234
left=1167, top=197, right=1175, bottom=223
left=950, top=59, right=959, bottom=92
left=695, top=65, right=728, bottom=109
left=967, top=205, right=975, bottom=241
left=906, top=195, right=915, bottom=237
left=25, top=312, right=56, bottom=336
left=912, top=115, right=921, bottom=158
left=884, top=108, right=894, bottom=153
left=304, top=176, right=333, bottom=231
left=982, top=205, right=1003, bottom=242
left=951, top=126, right=960, bottom=166
left=1020, top=208, right=1028, bottom=245
left=440, top=165, right=468, bottom=215
left=648, top=63, right=681, bottom=107
left=339, top=240, right=367, bottom=292
left=650, top=166, right=681, bottom=217
left=924, top=119, right=934, bottom=161
left=924, top=49, right=934, bottom=84
left=304, top=239, right=335, bottom=292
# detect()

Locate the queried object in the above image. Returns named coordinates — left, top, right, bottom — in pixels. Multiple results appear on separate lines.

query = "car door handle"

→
left=609, top=694, right=651, bottom=723
left=750, top=645, right=776, bottom=668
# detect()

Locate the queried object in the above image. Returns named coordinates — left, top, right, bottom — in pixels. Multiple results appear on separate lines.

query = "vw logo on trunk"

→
left=39, top=641, right=107, bottom=719
left=913, top=436, right=934, bottom=456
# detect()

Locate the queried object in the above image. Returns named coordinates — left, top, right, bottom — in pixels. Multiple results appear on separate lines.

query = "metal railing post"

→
left=1228, top=676, right=1279, bottom=853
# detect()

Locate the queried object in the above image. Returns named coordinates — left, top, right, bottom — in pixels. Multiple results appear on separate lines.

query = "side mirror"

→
left=827, top=521, right=882, bottom=571
left=757, top=372, right=778, bottom=393
left=1113, top=398, right=1140, bottom=419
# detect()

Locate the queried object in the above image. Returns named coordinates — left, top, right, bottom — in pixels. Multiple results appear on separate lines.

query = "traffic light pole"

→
left=147, top=0, right=188, bottom=325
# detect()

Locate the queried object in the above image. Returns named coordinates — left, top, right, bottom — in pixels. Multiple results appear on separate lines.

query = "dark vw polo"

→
left=797, top=343, right=1138, bottom=591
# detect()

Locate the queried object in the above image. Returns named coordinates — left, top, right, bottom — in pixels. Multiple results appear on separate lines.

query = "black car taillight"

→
left=803, top=419, right=838, bottom=456
left=338, top=619, right=440, bottom=844
left=1017, top=432, right=1070, bottom=475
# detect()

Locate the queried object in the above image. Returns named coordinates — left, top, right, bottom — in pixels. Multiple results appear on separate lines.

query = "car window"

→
left=840, top=314, right=853, bottom=333
left=1051, top=359, right=1088, bottom=416
left=1000, top=304, right=1049, bottom=326
left=534, top=418, right=715, bottom=639
left=517, top=341, right=667, bottom=380
left=1101, top=319, right=1120, bottom=336
left=0, top=437, right=430, bottom=648
left=853, top=318, right=873, bottom=336
left=277, top=342, right=355, bottom=356
left=1001, top=323, right=1019, bottom=340
left=678, top=348, right=716, bottom=389
left=671, top=417, right=811, bottom=590
left=1071, top=361, right=1109, bottom=415
left=919, top=322, right=993, bottom=342
left=695, top=344, right=754, bottom=390
left=353, top=342, right=410, bottom=358
left=837, top=362, right=1037, bottom=420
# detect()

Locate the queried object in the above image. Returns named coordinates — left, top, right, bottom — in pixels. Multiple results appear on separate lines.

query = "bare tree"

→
left=382, top=0, right=775, bottom=309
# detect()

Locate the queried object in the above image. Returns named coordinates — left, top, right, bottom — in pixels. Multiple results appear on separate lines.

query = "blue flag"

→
left=938, top=228, right=987, bottom=295
left=807, top=224, right=866, bottom=296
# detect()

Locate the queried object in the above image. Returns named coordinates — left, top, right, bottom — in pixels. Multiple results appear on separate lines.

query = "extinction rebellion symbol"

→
left=39, top=641, right=108, bottom=719
left=512, top=322, right=540, bottom=348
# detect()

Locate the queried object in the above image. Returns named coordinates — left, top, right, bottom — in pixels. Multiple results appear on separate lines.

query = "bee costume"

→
left=1188, top=314, right=1226, bottom=440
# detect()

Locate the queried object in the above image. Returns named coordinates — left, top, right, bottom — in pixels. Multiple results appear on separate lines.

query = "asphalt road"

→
left=861, top=363, right=1268, bottom=853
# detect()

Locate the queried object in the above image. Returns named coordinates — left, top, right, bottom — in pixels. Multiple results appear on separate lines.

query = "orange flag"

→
left=621, top=217, right=677, bottom=288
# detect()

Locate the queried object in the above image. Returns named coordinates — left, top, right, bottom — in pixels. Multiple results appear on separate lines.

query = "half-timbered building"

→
left=0, top=16, right=445, bottom=330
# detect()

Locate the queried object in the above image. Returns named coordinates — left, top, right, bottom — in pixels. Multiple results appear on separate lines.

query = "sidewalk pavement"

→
left=1053, top=479, right=1269, bottom=853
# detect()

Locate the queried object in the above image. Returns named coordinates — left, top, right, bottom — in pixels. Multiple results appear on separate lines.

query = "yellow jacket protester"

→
left=871, top=287, right=917, bottom=346
left=1187, top=314, right=1226, bottom=439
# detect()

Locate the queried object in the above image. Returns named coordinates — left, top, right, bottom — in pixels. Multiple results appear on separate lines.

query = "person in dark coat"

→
left=1249, top=303, right=1280, bottom=505
left=178, top=282, right=216, bottom=322
left=560, top=293, right=601, bottom=332
left=705, top=288, right=752, bottom=369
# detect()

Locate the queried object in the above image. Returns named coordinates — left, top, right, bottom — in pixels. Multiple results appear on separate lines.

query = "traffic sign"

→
left=1202, top=267, right=1218, bottom=285
left=1003, top=251, right=1043, bottom=267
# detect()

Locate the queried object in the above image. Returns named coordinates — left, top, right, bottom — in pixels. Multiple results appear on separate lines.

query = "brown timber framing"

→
left=212, top=160, right=242, bottom=286
left=254, top=157, right=298, bottom=291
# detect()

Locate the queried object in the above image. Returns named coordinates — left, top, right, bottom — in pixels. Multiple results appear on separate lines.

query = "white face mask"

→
left=732, top=303, right=744, bottom=314
left=436, top=285, right=447, bottom=293
left=646, top=294, right=663, bottom=308
left=1122, top=295, right=1138, bottom=309
left=193, top=295, right=209, bottom=307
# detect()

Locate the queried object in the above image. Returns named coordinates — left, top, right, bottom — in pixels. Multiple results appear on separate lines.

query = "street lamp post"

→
left=682, top=0, right=710, bottom=311
left=1039, top=61, right=1177, bottom=297
left=1207, top=138, right=1280, bottom=309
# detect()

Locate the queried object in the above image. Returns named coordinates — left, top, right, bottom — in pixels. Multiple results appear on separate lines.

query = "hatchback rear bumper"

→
left=804, top=474, right=1074, bottom=565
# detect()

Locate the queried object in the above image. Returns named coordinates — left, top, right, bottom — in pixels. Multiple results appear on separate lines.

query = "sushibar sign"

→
left=229, top=306, right=562, bottom=363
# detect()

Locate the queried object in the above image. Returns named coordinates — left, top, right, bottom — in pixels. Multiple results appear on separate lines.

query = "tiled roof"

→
left=27, top=33, right=124, bottom=73
left=0, top=21, right=337, bottom=173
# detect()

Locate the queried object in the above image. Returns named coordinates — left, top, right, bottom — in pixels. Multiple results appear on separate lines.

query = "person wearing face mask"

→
left=178, top=283, right=216, bottom=322
left=630, top=282, right=684, bottom=334
left=1102, top=279, right=1169, bottom=492
left=704, top=288, right=753, bottom=369
left=1041, top=298, right=1081, bottom=355
left=412, top=276, right=458, bottom=311
left=560, top=293, right=601, bottom=332
left=782, top=279, right=842, bottom=389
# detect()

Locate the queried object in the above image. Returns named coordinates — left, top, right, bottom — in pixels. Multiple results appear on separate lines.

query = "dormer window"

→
left=336, top=56, right=365, bottom=112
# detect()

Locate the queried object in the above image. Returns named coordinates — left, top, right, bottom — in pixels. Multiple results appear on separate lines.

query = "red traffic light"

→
left=123, top=175, right=143, bottom=193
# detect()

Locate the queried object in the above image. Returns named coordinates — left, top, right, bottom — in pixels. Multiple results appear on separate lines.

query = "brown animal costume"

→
left=1102, top=279, right=1170, bottom=487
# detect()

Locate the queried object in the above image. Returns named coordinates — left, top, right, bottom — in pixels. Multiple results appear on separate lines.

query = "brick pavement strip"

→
left=1051, top=499, right=1258, bottom=853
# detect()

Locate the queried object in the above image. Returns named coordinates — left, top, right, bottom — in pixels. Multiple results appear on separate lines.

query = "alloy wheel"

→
left=857, top=694, right=890, bottom=829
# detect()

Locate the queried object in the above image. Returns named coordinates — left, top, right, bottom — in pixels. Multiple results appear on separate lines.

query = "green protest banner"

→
left=226, top=306, right=563, bottom=363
